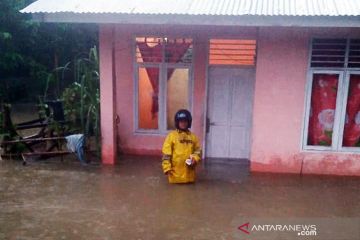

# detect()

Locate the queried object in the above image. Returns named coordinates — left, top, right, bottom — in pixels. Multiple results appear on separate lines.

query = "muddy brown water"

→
left=0, top=155, right=359, bottom=240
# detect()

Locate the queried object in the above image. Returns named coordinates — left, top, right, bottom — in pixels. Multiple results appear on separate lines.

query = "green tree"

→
left=0, top=0, right=98, bottom=102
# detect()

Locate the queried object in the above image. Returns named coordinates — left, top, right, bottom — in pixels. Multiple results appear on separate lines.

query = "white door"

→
left=206, top=67, right=255, bottom=159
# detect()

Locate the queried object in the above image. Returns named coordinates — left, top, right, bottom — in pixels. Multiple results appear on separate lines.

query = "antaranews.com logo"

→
left=238, top=222, right=317, bottom=237
left=232, top=218, right=359, bottom=240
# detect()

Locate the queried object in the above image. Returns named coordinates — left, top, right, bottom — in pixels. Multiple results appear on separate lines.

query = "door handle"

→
left=206, top=117, right=210, bottom=133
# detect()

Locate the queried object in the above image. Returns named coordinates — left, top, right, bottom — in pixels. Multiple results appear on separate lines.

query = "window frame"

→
left=302, top=69, right=345, bottom=151
left=133, top=36, right=194, bottom=135
left=339, top=71, right=360, bottom=152
left=302, top=37, right=360, bottom=153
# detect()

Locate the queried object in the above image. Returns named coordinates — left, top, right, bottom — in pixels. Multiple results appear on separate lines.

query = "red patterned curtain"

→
left=343, top=75, right=360, bottom=146
left=308, top=74, right=338, bottom=146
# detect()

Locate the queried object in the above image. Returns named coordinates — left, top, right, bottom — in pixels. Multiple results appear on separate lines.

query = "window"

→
left=303, top=38, right=360, bottom=151
left=166, top=68, right=189, bottom=130
left=135, top=37, right=193, bottom=133
left=138, top=67, right=159, bottom=130
left=342, top=74, right=360, bottom=147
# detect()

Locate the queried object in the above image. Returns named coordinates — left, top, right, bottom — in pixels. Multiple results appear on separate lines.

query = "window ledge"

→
left=134, top=130, right=169, bottom=136
left=301, top=148, right=360, bottom=154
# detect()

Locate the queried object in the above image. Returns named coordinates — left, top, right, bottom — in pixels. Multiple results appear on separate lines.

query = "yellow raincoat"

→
left=162, top=130, right=202, bottom=183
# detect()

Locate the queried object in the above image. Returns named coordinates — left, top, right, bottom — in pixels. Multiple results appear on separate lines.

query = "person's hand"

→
left=190, top=155, right=197, bottom=166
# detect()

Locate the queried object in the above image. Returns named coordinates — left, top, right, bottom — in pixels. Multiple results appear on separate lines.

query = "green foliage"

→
left=60, top=47, right=101, bottom=154
left=0, top=108, right=4, bottom=135
left=0, top=0, right=38, bottom=74
left=0, top=1, right=100, bottom=154
left=324, top=130, right=333, bottom=139
left=62, top=83, right=82, bottom=128
left=0, top=103, right=12, bottom=137
left=0, top=103, right=23, bottom=155
left=0, top=32, right=12, bottom=40
left=0, top=0, right=98, bottom=102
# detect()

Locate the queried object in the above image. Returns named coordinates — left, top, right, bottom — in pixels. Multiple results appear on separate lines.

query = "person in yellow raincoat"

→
left=162, top=109, right=202, bottom=184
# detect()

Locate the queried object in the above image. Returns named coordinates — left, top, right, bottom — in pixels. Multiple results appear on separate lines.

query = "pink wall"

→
left=251, top=27, right=360, bottom=176
left=99, top=23, right=360, bottom=176
left=110, top=25, right=256, bottom=156
left=99, top=25, right=117, bottom=164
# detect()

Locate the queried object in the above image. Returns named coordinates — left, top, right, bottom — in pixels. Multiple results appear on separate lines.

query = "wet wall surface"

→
left=0, top=155, right=359, bottom=239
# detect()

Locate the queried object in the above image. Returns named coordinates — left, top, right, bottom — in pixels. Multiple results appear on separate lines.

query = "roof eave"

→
left=29, top=13, right=360, bottom=28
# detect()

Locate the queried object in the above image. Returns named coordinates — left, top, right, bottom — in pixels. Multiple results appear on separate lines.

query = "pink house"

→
left=22, top=0, right=360, bottom=176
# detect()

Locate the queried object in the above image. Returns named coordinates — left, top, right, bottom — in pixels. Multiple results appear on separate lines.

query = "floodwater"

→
left=0, top=156, right=359, bottom=240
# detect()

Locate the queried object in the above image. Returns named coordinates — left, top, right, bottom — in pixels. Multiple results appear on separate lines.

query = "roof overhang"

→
left=30, top=13, right=360, bottom=27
